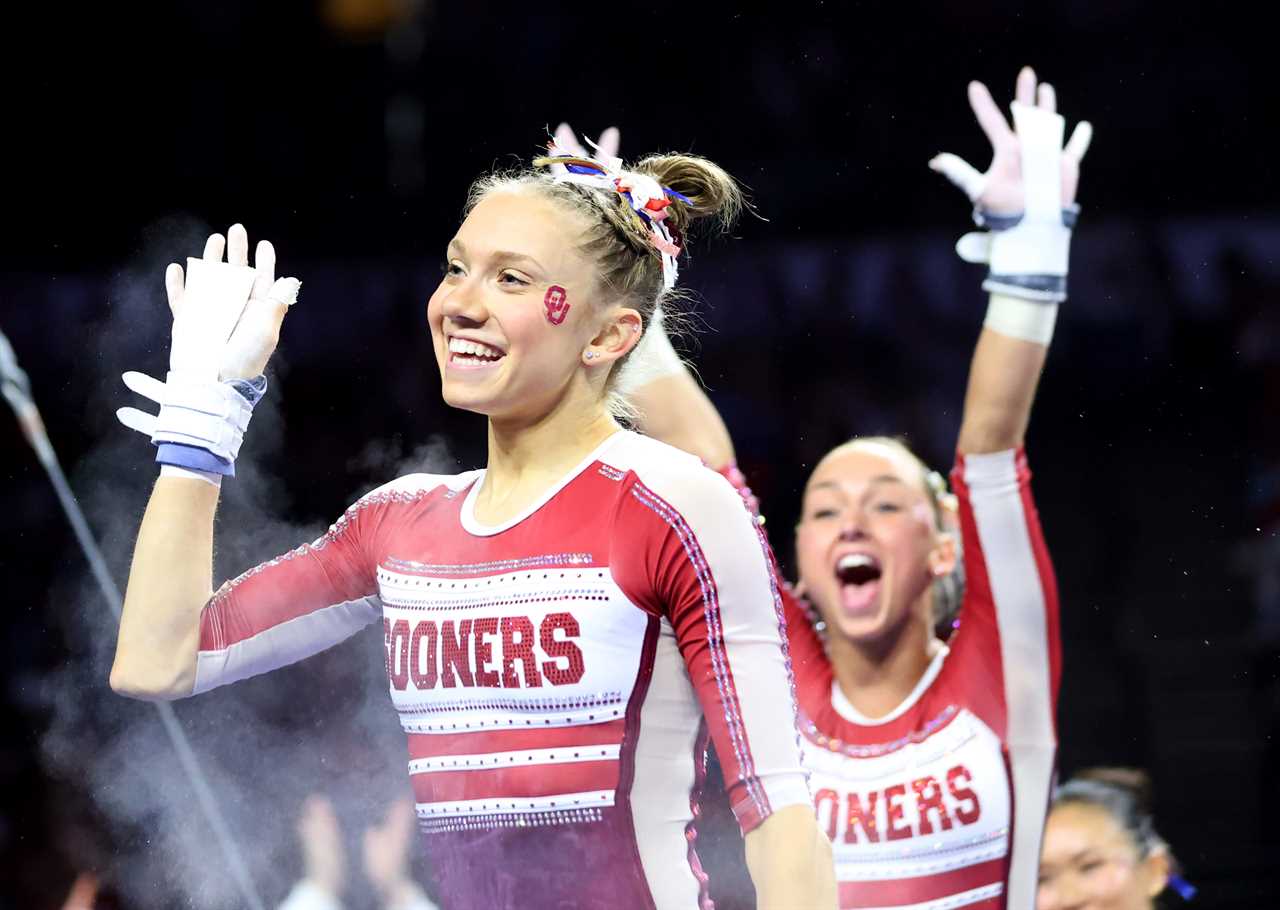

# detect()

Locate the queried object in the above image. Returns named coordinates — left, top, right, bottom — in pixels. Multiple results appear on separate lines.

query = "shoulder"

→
left=605, top=433, right=744, bottom=523
left=348, top=470, right=481, bottom=513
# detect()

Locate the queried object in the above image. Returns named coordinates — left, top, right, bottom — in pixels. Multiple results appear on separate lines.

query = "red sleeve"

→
left=192, top=478, right=429, bottom=694
left=623, top=468, right=809, bottom=833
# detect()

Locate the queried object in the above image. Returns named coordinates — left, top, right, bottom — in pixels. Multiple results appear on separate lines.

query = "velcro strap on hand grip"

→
left=150, top=373, right=254, bottom=461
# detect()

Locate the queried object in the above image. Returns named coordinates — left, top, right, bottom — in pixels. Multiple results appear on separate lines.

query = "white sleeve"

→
left=627, top=461, right=809, bottom=832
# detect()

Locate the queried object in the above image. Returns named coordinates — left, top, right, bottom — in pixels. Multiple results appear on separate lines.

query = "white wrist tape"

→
left=160, top=463, right=222, bottom=488
left=984, top=293, right=1059, bottom=345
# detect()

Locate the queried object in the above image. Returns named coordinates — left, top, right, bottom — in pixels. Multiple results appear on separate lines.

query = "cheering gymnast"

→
left=627, top=66, right=1091, bottom=909
left=108, top=144, right=836, bottom=908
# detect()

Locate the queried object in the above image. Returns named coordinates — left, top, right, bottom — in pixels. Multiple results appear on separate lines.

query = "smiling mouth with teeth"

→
left=447, top=337, right=506, bottom=367
left=836, top=553, right=882, bottom=587
left=834, top=553, right=884, bottom=615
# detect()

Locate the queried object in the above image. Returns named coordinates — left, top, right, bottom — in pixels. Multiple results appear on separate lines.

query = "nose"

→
left=439, top=275, right=489, bottom=326
left=837, top=516, right=867, bottom=542
left=1037, top=881, right=1085, bottom=910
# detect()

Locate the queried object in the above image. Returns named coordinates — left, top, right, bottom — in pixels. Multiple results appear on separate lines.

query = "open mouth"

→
left=447, top=337, right=506, bottom=369
left=834, top=553, right=883, bottom=614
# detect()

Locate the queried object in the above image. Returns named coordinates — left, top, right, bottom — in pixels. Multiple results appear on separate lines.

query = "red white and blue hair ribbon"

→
left=544, top=141, right=689, bottom=290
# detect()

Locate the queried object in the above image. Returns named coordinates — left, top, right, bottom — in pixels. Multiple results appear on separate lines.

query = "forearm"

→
left=956, top=296, right=1050, bottom=455
left=110, top=475, right=219, bottom=699
left=744, top=804, right=837, bottom=910
left=630, top=371, right=735, bottom=470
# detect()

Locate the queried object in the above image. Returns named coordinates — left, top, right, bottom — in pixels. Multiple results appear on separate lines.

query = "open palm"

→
left=932, top=66, right=1092, bottom=215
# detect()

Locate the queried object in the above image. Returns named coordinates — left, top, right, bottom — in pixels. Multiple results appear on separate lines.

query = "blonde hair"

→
left=466, top=153, right=743, bottom=419
left=819, top=436, right=955, bottom=530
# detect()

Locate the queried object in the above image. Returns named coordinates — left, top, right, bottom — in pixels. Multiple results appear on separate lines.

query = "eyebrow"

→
left=1069, top=848, right=1106, bottom=862
left=447, top=239, right=545, bottom=271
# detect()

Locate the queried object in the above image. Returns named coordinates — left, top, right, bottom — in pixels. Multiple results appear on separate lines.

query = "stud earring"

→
left=585, top=351, right=596, bottom=360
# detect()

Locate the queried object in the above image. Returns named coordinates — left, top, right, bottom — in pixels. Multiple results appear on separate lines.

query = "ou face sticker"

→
left=544, top=285, right=570, bottom=325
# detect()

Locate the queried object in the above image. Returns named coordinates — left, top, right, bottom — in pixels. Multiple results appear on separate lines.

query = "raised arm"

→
left=110, top=224, right=298, bottom=699
left=931, top=66, right=1092, bottom=454
left=931, top=66, right=1088, bottom=910
left=621, top=318, right=737, bottom=470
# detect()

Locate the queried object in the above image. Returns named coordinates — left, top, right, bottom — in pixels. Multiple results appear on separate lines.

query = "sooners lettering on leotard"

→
left=730, top=448, right=1060, bottom=910
left=192, top=431, right=807, bottom=910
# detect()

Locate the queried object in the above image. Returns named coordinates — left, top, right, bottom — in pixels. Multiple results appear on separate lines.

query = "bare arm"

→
left=629, top=370, right=736, bottom=470
left=745, top=804, right=837, bottom=909
left=956, top=306, right=1049, bottom=455
left=110, top=477, right=219, bottom=699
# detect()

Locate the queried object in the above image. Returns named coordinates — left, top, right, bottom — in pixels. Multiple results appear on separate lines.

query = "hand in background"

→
left=931, top=66, right=1092, bottom=215
left=363, top=796, right=436, bottom=910
left=298, top=794, right=346, bottom=898
left=59, top=872, right=98, bottom=910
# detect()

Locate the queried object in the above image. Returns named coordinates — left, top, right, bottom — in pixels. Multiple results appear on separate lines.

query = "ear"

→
left=583, top=305, right=642, bottom=367
left=1142, top=849, right=1171, bottom=899
left=927, top=530, right=958, bottom=578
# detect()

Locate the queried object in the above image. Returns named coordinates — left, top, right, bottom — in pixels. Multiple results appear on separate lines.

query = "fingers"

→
left=551, top=123, right=622, bottom=163
left=116, top=406, right=158, bottom=436
left=122, top=370, right=167, bottom=403
left=595, top=126, right=621, bottom=162
left=298, top=794, right=338, bottom=837
left=1015, top=65, right=1037, bottom=105
left=929, top=152, right=987, bottom=202
left=1065, top=121, right=1094, bottom=164
left=227, top=224, right=249, bottom=267
left=60, top=872, right=99, bottom=910
left=251, top=240, right=276, bottom=299
left=268, top=276, right=301, bottom=309
left=1037, top=82, right=1057, bottom=113
left=220, top=276, right=300, bottom=379
left=955, top=230, right=995, bottom=265
left=967, top=81, right=1015, bottom=147
left=552, top=122, right=586, bottom=157
left=388, top=796, right=415, bottom=836
left=202, top=232, right=225, bottom=263
left=165, top=262, right=185, bottom=317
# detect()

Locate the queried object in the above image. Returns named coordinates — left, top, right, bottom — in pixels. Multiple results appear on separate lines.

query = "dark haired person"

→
left=1038, top=768, right=1191, bottom=909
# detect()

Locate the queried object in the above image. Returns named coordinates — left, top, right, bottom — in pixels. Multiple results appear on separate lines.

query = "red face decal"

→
left=544, top=285, right=570, bottom=326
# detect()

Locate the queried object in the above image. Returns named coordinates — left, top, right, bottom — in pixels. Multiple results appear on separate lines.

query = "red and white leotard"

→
left=193, top=431, right=807, bottom=910
left=779, top=448, right=1060, bottom=910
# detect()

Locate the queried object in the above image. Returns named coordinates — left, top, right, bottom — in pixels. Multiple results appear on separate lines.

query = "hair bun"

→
left=633, top=154, right=744, bottom=240
left=1076, top=767, right=1153, bottom=812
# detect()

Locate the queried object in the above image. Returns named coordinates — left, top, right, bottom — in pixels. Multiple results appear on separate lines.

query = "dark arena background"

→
left=2, top=2, right=1277, bottom=908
